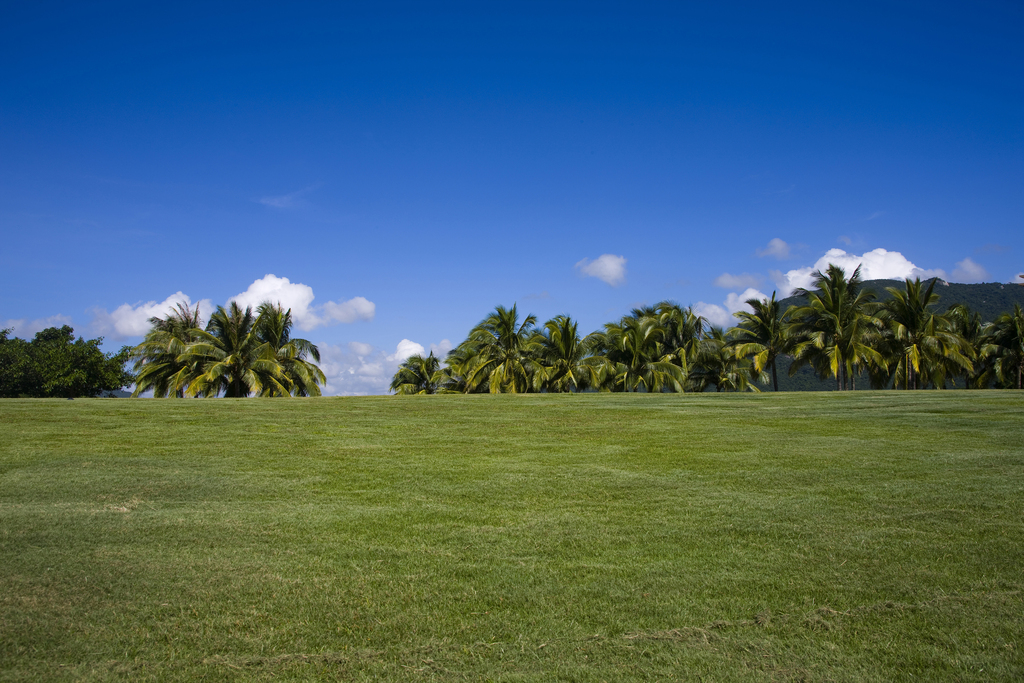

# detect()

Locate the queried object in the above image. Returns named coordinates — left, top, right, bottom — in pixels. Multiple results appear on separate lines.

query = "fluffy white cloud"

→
left=770, top=248, right=945, bottom=296
left=87, top=274, right=374, bottom=340
left=230, top=274, right=375, bottom=331
left=951, top=257, right=990, bottom=284
left=755, top=238, right=791, bottom=259
left=388, top=339, right=426, bottom=362
left=89, top=293, right=213, bottom=339
left=694, top=288, right=769, bottom=329
left=2, top=314, right=74, bottom=338
left=713, top=272, right=763, bottom=289
left=575, top=254, right=627, bottom=286
left=319, top=338, right=449, bottom=395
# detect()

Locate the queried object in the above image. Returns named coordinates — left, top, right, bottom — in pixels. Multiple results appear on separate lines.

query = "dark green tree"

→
left=0, top=326, right=134, bottom=398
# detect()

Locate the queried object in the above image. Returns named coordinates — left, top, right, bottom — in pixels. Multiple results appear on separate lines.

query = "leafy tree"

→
left=0, top=329, right=33, bottom=397
left=530, top=315, right=604, bottom=392
left=390, top=352, right=443, bottom=394
left=984, top=304, right=1024, bottom=389
left=0, top=326, right=134, bottom=398
left=788, top=264, right=884, bottom=390
left=729, top=291, right=790, bottom=391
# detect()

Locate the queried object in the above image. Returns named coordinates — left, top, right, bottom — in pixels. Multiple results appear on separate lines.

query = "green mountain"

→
left=747, top=279, right=1024, bottom=392
left=777, top=279, right=1024, bottom=322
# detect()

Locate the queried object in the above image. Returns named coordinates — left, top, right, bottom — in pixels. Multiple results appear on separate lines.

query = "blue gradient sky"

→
left=2, top=2, right=1021, bottom=393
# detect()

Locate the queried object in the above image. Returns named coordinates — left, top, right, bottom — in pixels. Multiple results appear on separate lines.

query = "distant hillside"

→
left=778, top=279, right=1024, bottom=322
left=744, top=279, right=1024, bottom=392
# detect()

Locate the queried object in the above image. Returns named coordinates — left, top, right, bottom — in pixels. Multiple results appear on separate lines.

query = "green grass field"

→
left=1, top=393, right=1022, bottom=681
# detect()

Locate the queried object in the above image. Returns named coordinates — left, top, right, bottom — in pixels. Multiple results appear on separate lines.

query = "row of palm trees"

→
left=130, top=301, right=324, bottom=397
left=391, top=265, right=1024, bottom=394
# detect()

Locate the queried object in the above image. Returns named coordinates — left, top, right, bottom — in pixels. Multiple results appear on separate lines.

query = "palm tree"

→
left=593, top=315, right=684, bottom=392
left=688, top=327, right=763, bottom=392
left=788, top=264, right=884, bottom=391
left=729, top=291, right=789, bottom=391
left=878, top=278, right=973, bottom=390
left=984, top=304, right=1024, bottom=389
left=390, top=352, right=442, bottom=394
left=462, top=304, right=538, bottom=393
left=947, top=304, right=992, bottom=388
left=182, top=302, right=291, bottom=397
left=254, top=302, right=325, bottom=396
left=130, top=302, right=204, bottom=397
left=655, top=302, right=708, bottom=376
left=531, top=315, right=604, bottom=392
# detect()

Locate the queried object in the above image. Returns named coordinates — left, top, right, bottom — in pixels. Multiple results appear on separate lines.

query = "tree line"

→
left=391, top=265, right=1024, bottom=394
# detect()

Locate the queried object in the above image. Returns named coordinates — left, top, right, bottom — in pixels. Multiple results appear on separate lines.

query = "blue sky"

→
left=2, top=2, right=1021, bottom=394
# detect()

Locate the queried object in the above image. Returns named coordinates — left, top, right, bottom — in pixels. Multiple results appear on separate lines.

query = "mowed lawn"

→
left=1, top=393, right=1022, bottom=681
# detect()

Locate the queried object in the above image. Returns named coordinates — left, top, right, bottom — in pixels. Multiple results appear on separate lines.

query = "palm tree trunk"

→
left=771, top=358, right=778, bottom=392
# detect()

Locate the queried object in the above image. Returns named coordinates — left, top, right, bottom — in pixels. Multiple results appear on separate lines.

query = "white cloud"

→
left=755, top=238, right=791, bottom=259
left=87, top=274, right=373, bottom=341
left=713, top=272, right=763, bottom=289
left=951, top=257, right=990, bottom=284
left=771, top=248, right=946, bottom=297
left=838, top=235, right=852, bottom=245
left=692, top=302, right=732, bottom=329
left=89, top=292, right=213, bottom=339
left=230, top=274, right=375, bottom=331
left=2, top=314, right=74, bottom=338
left=430, top=339, right=453, bottom=357
left=318, top=344, right=393, bottom=396
left=319, top=337, right=449, bottom=395
left=388, top=339, right=426, bottom=362
left=575, top=254, right=627, bottom=286
left=348, top=341, right=374, bottom=357
left=322, top=297, right=376, bottom=324
left=694, top=288, right=768, bottom=329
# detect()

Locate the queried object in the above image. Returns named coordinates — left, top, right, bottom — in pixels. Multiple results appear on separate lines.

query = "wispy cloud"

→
left=257, top=183, right=323, bottom=209
left=713, top=272, right=763, bottom=289
left=866, top=211, right=885, bottom=220
left=975, top=243, right=1009, bottom=255
left=2, top=315, right=74, bottom=338
left=755, top=238, right=791, bottom=260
